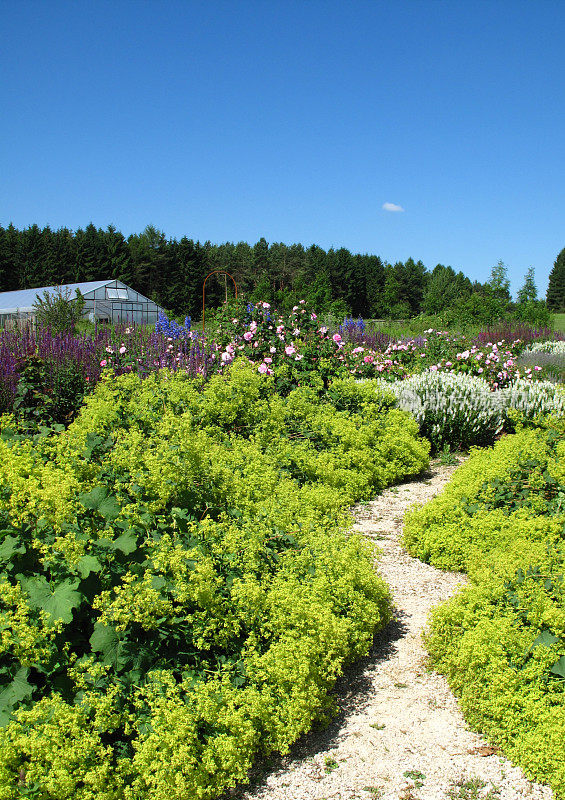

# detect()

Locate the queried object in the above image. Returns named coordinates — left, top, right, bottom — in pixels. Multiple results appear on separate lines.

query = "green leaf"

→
left=79, top=487, right=121, bottom=521
left=0, top=667, right=33, bottom=725
left=22, top=576, right=81, bottom=623
left=0, top=536, right=26, bottom=563
left=550, top=655, right=565, bottom=678
left=84, top=432, right=103, bottom=459
left=110, top=531, right=138, bottom=555
left=531, top=630, right=559, bottom=650
left=90, top=623, right=128, bottom=670
left=77, top=555, right=102, bottom=579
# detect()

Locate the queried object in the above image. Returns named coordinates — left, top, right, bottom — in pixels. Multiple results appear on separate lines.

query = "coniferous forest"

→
left=0, top=223, right=480, bottom=320
left=0, top=223, right=561, bottom=320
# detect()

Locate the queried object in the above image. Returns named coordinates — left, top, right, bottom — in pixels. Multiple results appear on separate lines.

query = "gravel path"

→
left=231, top=460, right=554, bottom=800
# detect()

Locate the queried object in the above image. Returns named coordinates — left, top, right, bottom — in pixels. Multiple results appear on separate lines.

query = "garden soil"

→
left=230, top=460, right=554, bottom=800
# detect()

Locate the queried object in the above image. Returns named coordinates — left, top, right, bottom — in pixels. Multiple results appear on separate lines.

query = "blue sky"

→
left=1, top=0, right=564, bottom=297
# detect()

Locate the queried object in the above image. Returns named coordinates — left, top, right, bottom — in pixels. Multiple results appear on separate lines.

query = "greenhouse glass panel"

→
left=106, top=288, right=129, bottom=300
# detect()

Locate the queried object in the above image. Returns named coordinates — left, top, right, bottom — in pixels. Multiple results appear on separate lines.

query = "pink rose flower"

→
left=258, top=363, right=268, bottom=374
left=100, top=359, right=107, bottom=367
left=332, top=333, right=342, bottom=343
left=243, top=331, right=253, bottom=341
left=285, top=345, right=296, bottom=355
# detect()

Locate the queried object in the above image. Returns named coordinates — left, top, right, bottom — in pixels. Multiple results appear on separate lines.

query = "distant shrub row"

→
left=403, top=421, right=565, bottom=798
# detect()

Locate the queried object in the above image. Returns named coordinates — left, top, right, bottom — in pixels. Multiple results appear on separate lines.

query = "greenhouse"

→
left=0, top=279, right=164, bottom=327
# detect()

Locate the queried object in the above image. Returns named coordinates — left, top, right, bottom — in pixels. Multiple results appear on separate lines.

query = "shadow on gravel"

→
left=224, top=611, right=409, bottom=799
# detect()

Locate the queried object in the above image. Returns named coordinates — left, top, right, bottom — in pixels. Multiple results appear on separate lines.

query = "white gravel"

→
left=230, top=460, right=554, bottom=800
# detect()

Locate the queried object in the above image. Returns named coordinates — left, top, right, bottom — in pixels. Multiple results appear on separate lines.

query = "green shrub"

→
left=0, top=362, right=429, bottom=799
left=403, top=426, right=565, bottom=572
left=426, top=547, right=565, bottom=798
left=405, top=422, right=565, bottom=797
left=32, top=286, right=85, bottom=334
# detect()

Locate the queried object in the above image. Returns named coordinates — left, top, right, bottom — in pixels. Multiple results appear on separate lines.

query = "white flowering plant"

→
left=374, top=371, right=506, bottom=450
left=502, top=378, right=565, bottom=423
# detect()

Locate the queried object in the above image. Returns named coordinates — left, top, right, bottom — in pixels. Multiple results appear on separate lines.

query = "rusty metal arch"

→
left=202, top=270, right=238, bottom=332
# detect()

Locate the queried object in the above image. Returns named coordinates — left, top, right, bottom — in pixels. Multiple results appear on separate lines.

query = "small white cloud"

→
left=382, top=202, right=404, bottom=212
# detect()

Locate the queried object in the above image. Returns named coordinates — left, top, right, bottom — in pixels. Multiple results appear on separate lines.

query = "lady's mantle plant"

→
left=0, top=363, right=429, bottom=800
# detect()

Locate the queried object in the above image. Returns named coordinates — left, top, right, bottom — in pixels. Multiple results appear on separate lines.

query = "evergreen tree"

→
left=365, top=255, right=386, bottom=317
left=170, top=237, right=206, bottom=319
left=423, top=264, right=471, bottom=315
left=547, top=248, right=565, bottom=311
left=47, top=227, right=76, bottom=286
left=19, top=224, right=46, bottom=287
left=516, top=267, right=538, bottom=304
left=403, top=258, right=427, bottom=315
left=297, top=245, right=331, bottom=310
left=383, top=259, right=427, bottom=317
left=0, top=226, right=9, bottom=292
left=0, top=224, right=22, bottom=291
left=383, top=262, right=409, bottom=318
left=74, top=223, right=106, bottom=283
left=487, top=260, right=511, bottom=301
left=253, top=238, right=270, bottom=284
left=104, top=225, right=132, bottom=284
left=128, top=225, right=171, bottom=302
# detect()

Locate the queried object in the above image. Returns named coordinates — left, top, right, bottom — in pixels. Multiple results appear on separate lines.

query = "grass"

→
left=554, top=313, right=565, bottom=334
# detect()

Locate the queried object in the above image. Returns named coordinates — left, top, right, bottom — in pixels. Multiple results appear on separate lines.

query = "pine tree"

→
left=547, top=248, right=565, bottom=311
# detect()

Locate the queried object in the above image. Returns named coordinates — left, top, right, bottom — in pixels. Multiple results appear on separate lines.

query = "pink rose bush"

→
left=210, top=299, right=408, bottom=391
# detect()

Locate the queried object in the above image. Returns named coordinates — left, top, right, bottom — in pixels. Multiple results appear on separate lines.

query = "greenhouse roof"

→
left=0, top=281, right=114, bottom=314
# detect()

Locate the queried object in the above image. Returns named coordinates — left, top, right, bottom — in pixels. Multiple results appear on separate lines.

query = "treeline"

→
left=0, top=223, right=555, bottom=321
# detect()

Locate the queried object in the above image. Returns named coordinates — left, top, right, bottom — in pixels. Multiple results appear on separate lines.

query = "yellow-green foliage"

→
left=426, top=548, right=565, bottom=798
left=403, top=426, right=565, bottom=573
left=405, top=421, right=565, bottom=797
left=0, top=361, right=428, bottom=799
